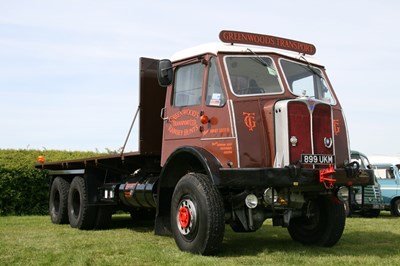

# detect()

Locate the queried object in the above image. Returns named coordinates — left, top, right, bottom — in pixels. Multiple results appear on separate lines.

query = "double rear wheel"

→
left=49, top=176, right=112, bottom=230
left=49, top=177, right=70, bottom=224
left=67, top=176, right=97, bottom=229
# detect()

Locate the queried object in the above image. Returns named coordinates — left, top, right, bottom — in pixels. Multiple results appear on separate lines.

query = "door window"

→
left=206, top=57, right=226, bottom=107
left=173, top=62, right=204, bottom=107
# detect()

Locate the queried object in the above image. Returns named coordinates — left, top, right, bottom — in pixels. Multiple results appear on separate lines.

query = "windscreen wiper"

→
left=299, top=55, right=323, bottom=79
left=247, top=48, right=277, bottom=77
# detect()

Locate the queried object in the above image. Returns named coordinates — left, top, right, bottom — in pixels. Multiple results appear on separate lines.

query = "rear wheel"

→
left=68, top=176, right=97, bottom=230
left=49, top=177, right=70, bottom=224
left=288, top=196, right=345, bottom=247
left=170, top=173, right=224, bottom=255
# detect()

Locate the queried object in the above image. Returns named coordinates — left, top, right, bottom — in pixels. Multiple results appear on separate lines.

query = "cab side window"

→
left=206, top=57, right=226, bottom=107
left=173, top=62, right=204, bottom=107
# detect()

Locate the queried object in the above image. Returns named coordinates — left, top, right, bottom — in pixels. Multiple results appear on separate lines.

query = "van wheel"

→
left=170, top=173, right=224, bottom=255
left=68, top=176, right=97, bottom=230
left=288, top=196, right=345, bottom=247
left=49, top=177, right=70, bottom=224
left=391, top=199, right=400, bottom=216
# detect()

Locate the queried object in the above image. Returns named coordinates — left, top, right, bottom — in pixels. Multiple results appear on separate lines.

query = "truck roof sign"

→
left=219, top=30, right=316, bottom=55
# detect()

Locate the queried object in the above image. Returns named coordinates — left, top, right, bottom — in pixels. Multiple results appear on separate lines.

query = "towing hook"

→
left=345, top=161, right=360, bottom=179
left=319, top=164, right=336, bottom=189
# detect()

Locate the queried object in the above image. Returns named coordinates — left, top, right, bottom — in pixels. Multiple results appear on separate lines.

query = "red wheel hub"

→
left=178, top=206, right=190, bottom=228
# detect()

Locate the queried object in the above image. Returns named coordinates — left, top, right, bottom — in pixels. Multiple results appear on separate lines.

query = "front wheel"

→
left=170, top=173, right=224, bottom=255
left=391, top=199, right=400, bottom=216
left=343, top=200, right=351, bottom=217
left=287, top=196, right=345, bottom=247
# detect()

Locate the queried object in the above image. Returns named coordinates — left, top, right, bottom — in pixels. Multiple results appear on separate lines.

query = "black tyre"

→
left=170, top=173, right=225, bottom=255
left=288, top=196, right=345, bottom=247
left=68, top=176, right=97, bottom=230
left=391, top=199, right=400, bottom=216
left=49, top=177, right=70, bottom=224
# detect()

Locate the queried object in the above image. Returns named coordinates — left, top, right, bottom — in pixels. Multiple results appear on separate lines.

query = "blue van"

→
left=373, top=163, right=400, bottom=216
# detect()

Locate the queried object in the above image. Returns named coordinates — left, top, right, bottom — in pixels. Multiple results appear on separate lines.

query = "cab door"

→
left=161, top=55, right=237, bottom=167
left=161, top=58, right=206, bottom=164
left=200, top=56, right=237, bottom=168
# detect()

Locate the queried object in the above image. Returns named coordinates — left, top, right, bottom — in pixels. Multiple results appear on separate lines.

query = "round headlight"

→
left=355, top=192, right=362, bottom=205
left=245, top=194, right=258, bottom=209
left=263, top=188, right=278, bottom=205
left=337, top=186, right=349, bottom=202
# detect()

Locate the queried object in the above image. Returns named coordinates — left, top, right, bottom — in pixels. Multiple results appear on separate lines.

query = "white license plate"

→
left=301, top=154, right=335, bottom=165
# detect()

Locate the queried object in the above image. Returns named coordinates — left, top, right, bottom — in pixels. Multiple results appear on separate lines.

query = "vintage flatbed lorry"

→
left=36, top=30, right=374, bottom=255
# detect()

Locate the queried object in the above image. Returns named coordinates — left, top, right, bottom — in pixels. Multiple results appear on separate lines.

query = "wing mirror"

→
left=157, top=59, right=173, bottom=87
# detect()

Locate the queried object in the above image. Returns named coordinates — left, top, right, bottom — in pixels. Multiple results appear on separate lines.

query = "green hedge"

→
left=0, top=167, right=48, bottom=215
left=0, top=149, right=102, bottom=215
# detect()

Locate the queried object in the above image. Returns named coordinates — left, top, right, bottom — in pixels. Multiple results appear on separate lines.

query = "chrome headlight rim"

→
left=336, top=186, right=349, bottom=202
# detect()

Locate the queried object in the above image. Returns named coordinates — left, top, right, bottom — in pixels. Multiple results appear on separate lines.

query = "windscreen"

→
left=280, top=59, right=335, bottom=104
left=225, top=56, right=282, bottom=96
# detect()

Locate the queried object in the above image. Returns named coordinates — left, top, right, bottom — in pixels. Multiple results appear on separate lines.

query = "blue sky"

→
left=1, top=1, right=399, bottom=159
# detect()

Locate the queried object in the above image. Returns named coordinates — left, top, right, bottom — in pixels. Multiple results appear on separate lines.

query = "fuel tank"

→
left=118, top=175, right=158, bottom=209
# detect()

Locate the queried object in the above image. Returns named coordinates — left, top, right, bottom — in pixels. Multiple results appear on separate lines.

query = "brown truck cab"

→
left=37, top=30, right=374, bottom=255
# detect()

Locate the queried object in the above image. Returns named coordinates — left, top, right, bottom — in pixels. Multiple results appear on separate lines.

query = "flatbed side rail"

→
left=35, top=152, right=161, bottom=173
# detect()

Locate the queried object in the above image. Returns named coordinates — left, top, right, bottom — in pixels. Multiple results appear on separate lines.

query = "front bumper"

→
left=217, top=166, right=374, bottom=189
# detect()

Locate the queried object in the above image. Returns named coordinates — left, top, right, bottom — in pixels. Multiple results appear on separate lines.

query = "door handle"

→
left=160, top=107, right=169, bottom=121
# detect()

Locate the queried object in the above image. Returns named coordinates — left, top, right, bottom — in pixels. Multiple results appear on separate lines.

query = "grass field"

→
left=1, top=212, right=400, bottom=265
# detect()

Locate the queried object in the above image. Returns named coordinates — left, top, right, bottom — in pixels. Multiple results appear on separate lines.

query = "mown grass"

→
left=1, top=212, right=400, bottom=265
